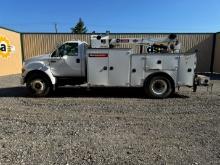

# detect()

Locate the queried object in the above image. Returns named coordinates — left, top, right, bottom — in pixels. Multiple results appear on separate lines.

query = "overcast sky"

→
left=1, top=0, right=220, bottom=33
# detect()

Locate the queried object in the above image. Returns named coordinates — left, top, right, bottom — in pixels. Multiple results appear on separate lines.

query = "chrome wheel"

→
left=144, top=75, right=173, bottom=98
left=26, top=75, right=51, bottom=97
left=151, top=79, right=168, bottom=95
left=31, top=79, right=46, bottom=93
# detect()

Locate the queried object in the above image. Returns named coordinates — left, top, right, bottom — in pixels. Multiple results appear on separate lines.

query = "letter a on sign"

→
left=0, top=44, right=6, bottom=52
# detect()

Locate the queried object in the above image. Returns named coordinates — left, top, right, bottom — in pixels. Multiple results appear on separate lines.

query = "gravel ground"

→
left=0, top=74, right=220, bottom=165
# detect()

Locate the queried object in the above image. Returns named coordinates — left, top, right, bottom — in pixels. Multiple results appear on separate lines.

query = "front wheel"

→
left=26, top=75, right=51, bottom=97
left=144, top=75, right=174, bottom=99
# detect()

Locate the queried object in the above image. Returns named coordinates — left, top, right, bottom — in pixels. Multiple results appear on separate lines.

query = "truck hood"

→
left=25, top=54, right=51, bottom=64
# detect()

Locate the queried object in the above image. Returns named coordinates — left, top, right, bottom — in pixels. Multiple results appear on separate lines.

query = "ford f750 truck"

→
left=21, top=34, right=208, bottom=98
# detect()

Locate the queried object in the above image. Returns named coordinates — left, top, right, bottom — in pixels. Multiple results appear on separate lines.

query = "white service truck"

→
left=21, top=34, right=206, bottom=98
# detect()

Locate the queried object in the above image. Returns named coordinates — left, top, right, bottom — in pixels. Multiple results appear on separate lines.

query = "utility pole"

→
left=54, top=23, right=58, bottom=33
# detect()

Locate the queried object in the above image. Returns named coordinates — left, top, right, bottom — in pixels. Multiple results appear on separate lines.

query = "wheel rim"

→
left=151, top=79, right=168, bottom=95
left=31, top=79, right=45, bottom=93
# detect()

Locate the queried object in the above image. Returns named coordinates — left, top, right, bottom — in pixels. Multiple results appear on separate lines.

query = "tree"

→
left=71, top=18, right=87, bottom=34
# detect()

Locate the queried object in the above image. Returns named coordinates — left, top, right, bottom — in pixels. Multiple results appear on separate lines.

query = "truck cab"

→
left=50, top=41, right=87, bottom=77
left=21, top=41, right=87, bottom=96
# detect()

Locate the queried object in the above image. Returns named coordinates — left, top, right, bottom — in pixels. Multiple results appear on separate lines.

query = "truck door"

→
left=50, top=42, right=82, bottom=77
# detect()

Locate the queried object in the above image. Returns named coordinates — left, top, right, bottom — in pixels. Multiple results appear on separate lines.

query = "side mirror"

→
left=56, top=50, right=60, bottom=57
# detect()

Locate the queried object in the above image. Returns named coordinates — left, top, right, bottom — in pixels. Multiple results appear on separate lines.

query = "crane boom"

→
left=110, top=36, right=176, bottom=45
left=90, top=34, right=181, bottom=53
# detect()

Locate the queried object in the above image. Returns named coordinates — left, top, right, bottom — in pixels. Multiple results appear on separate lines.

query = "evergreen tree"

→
left=71, top=18, right=87, bottom=34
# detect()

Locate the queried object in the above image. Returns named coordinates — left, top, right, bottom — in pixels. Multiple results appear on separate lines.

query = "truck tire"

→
left=144, top=75, right=173, bottom=99
left=26, top=75, right=51, bottom=97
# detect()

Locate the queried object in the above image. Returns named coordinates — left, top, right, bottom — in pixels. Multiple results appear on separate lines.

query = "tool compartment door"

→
left=177, top=54, right=197, bottom=86
left=145, top=54, right=179, bottom=70
left=108, top=49, right=131, bottom=86
left=87, top=50, right=109, bottom=86
left=130, top=55, right=145, bottom=86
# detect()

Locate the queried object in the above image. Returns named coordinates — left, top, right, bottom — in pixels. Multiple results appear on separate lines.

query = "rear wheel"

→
left=26, top=75, right=51, bottom=97
left=144, top=75, right=173, bottom=99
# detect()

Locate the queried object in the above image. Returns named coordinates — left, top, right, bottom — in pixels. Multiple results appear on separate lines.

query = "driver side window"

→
left=52, top=43, right=78, bottom=57
left=59, top=43, right=78, bottom=57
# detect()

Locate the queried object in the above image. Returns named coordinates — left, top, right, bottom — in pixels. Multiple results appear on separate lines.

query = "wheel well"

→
left=144, top=72, right=175, bottom=89
left=24, top=70, right=52, bottom=85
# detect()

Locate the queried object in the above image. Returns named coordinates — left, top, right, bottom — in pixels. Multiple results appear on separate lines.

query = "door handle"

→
left=76, top=58, right=80, bottom=63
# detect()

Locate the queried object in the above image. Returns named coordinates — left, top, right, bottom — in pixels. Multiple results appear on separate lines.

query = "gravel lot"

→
left=0, top=74, right=220, bottom=165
